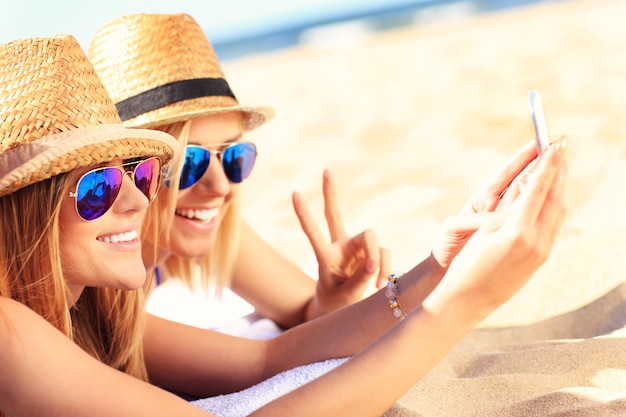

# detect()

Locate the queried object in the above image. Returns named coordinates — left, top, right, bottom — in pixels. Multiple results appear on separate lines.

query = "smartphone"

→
left=528, top=89, right=550, bottom=156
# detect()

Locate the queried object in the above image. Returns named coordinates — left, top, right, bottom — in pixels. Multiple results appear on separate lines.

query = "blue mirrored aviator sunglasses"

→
left=169, top=142, right=257, bottom=190
left=69, top=157, right=162, bottom=221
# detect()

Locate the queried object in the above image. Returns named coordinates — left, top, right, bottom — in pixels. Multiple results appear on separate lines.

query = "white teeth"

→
left=176, top=208, right=218, bottom=223
left=97, top=230, right=138, bottom=243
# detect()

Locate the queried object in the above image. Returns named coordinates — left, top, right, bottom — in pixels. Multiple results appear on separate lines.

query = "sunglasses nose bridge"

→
left=116, top=170, right=152, bottom=212
left=200, top=150, right=230, bottom=186
left=119, top=169, right=136, bottom=193
left=120, top=168, right=137, bottom=189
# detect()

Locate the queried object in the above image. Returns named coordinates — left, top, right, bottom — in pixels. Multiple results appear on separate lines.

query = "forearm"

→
left=263, top=255, right=445, bottom=375
left=232, top=262, right=314, bottom=329
left=251, top=290, right=484, bottom=417
left=232, top=222, right=316, bottom=328
left=302, top=291, right=325, bottom=322
left=143, top=313, right=270, bottom=397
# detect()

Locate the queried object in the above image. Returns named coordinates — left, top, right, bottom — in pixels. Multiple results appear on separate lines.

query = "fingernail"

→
left=552, top=135, right=568, bottom=155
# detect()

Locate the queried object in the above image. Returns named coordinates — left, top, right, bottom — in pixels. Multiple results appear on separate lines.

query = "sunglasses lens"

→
left=179, top=146, right=210, bottom=190
left=223, top=142, right=257, bottom=183
left=134, top=157, right=162, bottom=202
left=76, top=168, right=123, bottom=221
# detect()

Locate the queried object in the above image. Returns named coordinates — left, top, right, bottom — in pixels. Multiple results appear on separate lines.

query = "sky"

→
left=1, top=0, right=555, bottom=61
left=0, top=0, right=433, bottom=51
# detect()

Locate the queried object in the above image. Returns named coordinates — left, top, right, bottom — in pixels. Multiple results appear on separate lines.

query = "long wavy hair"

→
left=0, top=174, right=148, bottom=391
left=151, top=120, right=241, bottom=294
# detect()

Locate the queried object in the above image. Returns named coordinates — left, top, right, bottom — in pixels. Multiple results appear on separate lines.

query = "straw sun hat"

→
left=0, top=35, right=179, bottom=198
left=88, top=13, right=274, bottom=131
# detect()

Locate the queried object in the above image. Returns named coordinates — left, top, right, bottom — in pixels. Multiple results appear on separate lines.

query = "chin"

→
left=117, top=278, right=147, bottom=290
left=171, top=237, right=216, bottom=259
left=111, top=265, right=148, bottom=289
left=176, top=248, right=210, bottom=260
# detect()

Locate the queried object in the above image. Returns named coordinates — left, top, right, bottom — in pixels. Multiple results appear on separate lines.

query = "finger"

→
left=497, top=158, right=539, bottom=209
left=476, top=141, right=539, bottom=210
left=353, top=229, right=381, bottom=274
left=536, top=154, right=568, bottom=250
left=376, top=247, right=392, bottom=289
left=551, top=135, right=568, bottom=156
left=292, top=191, right=328, bottom=256
left=323, top=169, right=348, bottom=241
left=523, top=167, right=566, bottom=270
left=513, top=146, right=564, bottom=226
left=500, top=134, right=568, bottom=212
left=492, top=140, right=538, bottom=193
left=539, top=195, right=566, bottom=260
left=444, top=211, right=494, bottom=235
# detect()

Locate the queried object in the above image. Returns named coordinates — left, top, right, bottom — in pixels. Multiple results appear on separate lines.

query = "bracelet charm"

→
left=385, top=272, right=407, bottom=320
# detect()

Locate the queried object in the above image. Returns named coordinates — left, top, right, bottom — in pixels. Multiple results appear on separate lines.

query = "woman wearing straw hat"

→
left=0, top=33, right=568, bottom=417
left=88, top=12, right=395, bottom=332
left=0, top=33, right=177, bottom=415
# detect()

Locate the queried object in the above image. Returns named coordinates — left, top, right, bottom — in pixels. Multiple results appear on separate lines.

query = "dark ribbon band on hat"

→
left=115, top=78, right=237, bottom=121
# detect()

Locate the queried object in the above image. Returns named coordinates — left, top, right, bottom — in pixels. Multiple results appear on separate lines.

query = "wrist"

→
left=421, top=266, right=502, bottom=328
left=389, top=256, right=448, bottom=316
left=303, top=294, right=325, bottom=323
left=422, top=289, right=490, bottom=332
left=385, top=272, right=407, bottom=320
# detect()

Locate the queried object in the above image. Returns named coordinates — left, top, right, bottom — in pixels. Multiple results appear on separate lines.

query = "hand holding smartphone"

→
left=528, top=89, right=550, bottom=156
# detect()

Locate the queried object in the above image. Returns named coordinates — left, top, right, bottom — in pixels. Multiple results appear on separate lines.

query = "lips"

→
left=175, top=207, right=218, bottom=223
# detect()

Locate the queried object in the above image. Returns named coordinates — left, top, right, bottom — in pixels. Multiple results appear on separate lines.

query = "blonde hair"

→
left=152, top=120, right=241, bottom=293
left=0, top=174, right=148, bottom=387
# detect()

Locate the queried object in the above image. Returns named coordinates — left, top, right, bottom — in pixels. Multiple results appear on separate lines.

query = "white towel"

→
left=191, top=358, right=349, bottom=417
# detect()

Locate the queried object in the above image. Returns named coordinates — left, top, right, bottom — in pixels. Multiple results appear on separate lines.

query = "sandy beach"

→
left=218, top=0, right=626, bottom=414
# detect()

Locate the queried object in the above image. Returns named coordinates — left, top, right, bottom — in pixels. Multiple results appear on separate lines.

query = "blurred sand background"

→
left=227, top=0, right=626, bottom=327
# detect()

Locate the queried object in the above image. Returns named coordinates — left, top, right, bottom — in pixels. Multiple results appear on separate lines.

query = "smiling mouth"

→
left=175, top=208, right=218, bottom=223
left=97, top=230, right=138, bottom=243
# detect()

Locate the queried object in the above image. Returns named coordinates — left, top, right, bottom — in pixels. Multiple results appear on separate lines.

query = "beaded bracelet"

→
left=385, top=272, right=407, bottom=320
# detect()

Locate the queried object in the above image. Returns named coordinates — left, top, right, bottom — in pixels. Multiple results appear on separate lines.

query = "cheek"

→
left=58, top=198, right=89, bottom=268
left=58, top=194, right=81, bottom=242
left=59, top=191, right=77, bottom=224
left=149, top=186, right=182, bottom=233
left=223, top=191, right=235, bottom=209
left=157, top=189, right=172, bottom=225
left=224, top=184, right=239, bottom=202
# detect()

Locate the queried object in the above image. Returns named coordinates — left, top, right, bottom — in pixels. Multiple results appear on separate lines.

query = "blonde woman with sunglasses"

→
left=88, top=13, right=398, bottom=332
left=0, top=34, right=177, bottom=417
left=0, top=32, right=567, bottom=417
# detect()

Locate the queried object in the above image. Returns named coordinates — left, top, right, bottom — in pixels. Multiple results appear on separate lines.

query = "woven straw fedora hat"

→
left=88, top=13, right=274, bottom=131
left=0, top=35, right=179, bottom=198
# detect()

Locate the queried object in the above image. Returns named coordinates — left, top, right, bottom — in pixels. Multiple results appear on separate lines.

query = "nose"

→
left=111, top=172, right=150, bottom=215
left=192, top=155, right=231, bottom=197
